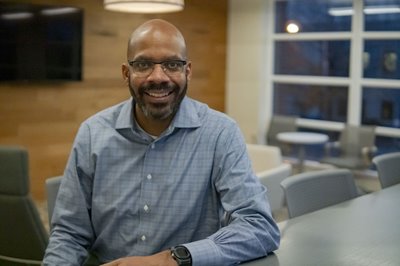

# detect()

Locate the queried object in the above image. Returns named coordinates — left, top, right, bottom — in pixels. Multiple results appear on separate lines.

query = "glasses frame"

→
left=127, top=59, right=187, bottom=77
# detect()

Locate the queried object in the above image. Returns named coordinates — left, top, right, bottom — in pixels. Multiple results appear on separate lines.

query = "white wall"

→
left=226, top=0, right=273, bottom=143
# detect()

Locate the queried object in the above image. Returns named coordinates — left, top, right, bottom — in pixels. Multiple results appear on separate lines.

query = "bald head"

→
left=127, top=19, right=187, bottom=60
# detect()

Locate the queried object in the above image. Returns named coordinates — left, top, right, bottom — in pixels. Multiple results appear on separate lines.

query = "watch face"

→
left=175, top=246, right=190, bottom=259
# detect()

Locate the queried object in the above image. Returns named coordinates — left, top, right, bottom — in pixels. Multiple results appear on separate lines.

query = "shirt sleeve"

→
left=183, top=122, right=280, bottom=266
left=43, top=123, right=95, bottom=265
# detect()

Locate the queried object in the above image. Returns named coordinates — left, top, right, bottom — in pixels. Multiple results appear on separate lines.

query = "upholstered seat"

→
left=281, top=169, right=358, bottom=218
left=246, top=144, right=292, bottom=214
left=0, top=145, right=48, bottom=265
left=373, top=152, right=400, bottom=189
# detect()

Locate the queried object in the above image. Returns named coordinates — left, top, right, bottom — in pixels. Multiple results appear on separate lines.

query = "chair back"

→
left=0, top=146, right=48, bottom=265
left=246, top=144, right=281, bottom=171
left=340, top=125, right=375, bottom=156
left=45, top=175, right=63, bottom=228
left=266, top=115, right=297, bottom=147
left=281, top=169, right=358, bottom=218
left=246, top=144, right=292, bottom=213
left=373, top=152, right=400, bottom=189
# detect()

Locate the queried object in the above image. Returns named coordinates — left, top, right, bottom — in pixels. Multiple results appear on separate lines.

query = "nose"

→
left=147, top=63, right=170, bottom=82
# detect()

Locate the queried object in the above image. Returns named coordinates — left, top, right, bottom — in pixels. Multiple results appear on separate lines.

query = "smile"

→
left=145, top=90, right=173, bottom=98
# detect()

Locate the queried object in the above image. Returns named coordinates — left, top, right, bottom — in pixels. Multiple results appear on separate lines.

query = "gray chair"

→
left=280, top=169, right=358, bottom=218
left=321, top=125, right=377, bottom=170
left=45, top=175, right=63, bottom=228
left=266, top=115, right=297, bottom=155
left=0, top=146, right=48, bottom=265
left=372, top=152, right=400, bottom=189
left=246, top=144, right=292, bottom=215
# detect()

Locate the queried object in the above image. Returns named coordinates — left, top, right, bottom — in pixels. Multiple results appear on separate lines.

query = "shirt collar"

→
left=115, top=97, right=202, bottom=131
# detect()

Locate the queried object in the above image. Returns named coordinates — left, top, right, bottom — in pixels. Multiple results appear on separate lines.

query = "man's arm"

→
left=43, top=124, right=95, bottom=265
left=183, top=122, right=280, bottom=265
left=100, top=250, right=177, bottom=266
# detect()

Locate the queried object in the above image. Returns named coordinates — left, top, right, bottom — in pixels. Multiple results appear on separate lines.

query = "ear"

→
left=122, top=63, right=130, bottom=84
left=185, top=61, right=192, bottom=81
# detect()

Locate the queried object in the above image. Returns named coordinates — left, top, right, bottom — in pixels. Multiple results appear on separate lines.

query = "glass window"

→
left=362, top=87, right=400, bottom=128
left=275, top=0, right=352, bottom=33
left=374, top=136, right=400, bottom=157
left=364, top=40, right=400, bottom=79
left=273, top=83, right=348, bottom=122
left=364, top=0, right=400, bottom=31
left=274, top=41, right=350, bottom=77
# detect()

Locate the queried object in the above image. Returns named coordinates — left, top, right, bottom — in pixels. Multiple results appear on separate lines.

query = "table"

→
left=276, top=131, right=328, bottom=172
left=241, top=183, right=400, bottom=265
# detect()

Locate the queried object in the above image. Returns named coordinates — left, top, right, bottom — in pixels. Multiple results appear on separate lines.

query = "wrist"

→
left=170, top=245, right=192, bottom=266
left=159, top=250, right=178, bottom=266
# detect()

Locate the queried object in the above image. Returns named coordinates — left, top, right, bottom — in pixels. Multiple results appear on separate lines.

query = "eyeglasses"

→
left=128, top=59, right=187, bottom=77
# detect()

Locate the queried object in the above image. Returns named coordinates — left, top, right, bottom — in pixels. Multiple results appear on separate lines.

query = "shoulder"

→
left=185, top=97, right=237, bottom=128
left=82, top=99, right=131, bottom=129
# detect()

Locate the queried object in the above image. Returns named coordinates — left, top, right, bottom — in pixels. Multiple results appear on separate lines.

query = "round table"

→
left=277, top=132, right=329, bottom=172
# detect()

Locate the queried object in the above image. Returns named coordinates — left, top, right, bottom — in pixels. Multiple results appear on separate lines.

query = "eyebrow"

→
left=131, top=55, right=185, bottom=61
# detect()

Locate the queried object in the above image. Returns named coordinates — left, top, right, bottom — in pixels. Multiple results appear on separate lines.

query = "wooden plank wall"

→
left=0, top=0, right=227, bottom=200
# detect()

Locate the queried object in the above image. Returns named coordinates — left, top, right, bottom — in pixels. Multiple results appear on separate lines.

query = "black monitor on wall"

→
left=0, top=2, right=83, bottom=82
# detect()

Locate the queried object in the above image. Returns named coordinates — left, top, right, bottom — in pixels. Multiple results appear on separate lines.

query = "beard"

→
left=129, top=79, right=187, bottom=121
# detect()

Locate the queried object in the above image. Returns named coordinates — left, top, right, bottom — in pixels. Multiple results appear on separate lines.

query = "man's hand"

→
left=100, top=250, right=178, bottom=266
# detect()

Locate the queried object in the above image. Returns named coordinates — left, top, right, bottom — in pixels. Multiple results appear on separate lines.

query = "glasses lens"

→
left=130, top=61, right=154, bottom=77
left=162, top=60, right=185, bottom=73
left=129, top=60, right=186, bottom=77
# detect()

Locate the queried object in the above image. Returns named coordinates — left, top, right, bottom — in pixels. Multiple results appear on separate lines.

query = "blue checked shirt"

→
left=44, top=97, right=280, bottom=265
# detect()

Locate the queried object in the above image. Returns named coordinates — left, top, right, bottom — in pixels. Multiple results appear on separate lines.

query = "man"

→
left=44, top=19, right=280, bottom=266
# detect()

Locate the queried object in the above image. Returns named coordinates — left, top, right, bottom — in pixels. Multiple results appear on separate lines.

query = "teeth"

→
left=147, top=91, right=170, bottom=98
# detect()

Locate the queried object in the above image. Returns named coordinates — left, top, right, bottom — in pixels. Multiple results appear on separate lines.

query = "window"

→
left=275, top=41, right=350, bottom=77
left=275, top=0, right=352, bottom=33
left=274, top=83, right=348, bottom=122
left=271, top=0, right=400, bottom=156
left=362, top=87, right=400, bottom=128
left=364, top=40, right=400, bottom=79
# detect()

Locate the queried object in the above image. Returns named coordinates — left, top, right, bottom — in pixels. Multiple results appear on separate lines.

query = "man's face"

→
left=127, top=64, right=189, bottom=121
left=123, top=30, right=192, bottom=121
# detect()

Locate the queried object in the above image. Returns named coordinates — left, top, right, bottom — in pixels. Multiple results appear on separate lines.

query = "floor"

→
left=35, top=159, right=381, bottom=230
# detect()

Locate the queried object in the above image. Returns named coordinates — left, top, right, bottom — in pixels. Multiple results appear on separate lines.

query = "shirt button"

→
left=151, top=143, right=155, bottom=149
left=147, top=174, right=152, bottom=180
left=143, top=205, right=149, bottom=212
left=141, top=235, right=146, bottom=241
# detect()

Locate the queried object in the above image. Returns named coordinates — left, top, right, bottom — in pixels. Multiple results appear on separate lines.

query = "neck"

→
left=134, top=106, right=173, bottom=137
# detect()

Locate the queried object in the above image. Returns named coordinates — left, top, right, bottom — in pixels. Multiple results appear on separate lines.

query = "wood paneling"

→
left=0, top=0, right=227, bottom=200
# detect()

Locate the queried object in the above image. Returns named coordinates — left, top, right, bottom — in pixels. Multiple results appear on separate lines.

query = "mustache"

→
left=140, top=82, right=175, bottom=92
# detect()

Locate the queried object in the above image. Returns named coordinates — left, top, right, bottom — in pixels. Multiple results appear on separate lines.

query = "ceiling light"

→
left=364, top=5, right=400, bottom=15
left=286, top=22, right=300, bottom=33
left=0, top=12, right=34, bottom=20
left=328, top=5, right=400, bottom=16
left=104, top=0, right=184, bottom=13
left=328, top=7, right=354, bottom=16
left=41, top=7, right=80, bottom=16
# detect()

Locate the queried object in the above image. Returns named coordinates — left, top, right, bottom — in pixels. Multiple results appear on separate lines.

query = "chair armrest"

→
left=257, top=163, right=292, bottom=212
left=361, top=145, right=378, bottom=162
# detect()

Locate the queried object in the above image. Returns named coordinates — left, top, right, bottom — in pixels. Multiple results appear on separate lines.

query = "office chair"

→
left=280, top=169, right=358, bottom=218
left=266, top=115, right=297, bottom=155
left=0, top=146, right=48, bottom=265
left=321, top=125, right=377, bottom=170
left=246, top=144, right=292, bottom=214
left=372, top=152, right=400, bottom=189
left=45, top=175, right=63, bottom=228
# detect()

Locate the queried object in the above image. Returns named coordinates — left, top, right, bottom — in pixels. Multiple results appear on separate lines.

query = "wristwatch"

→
left=170, top=245, right=192, bottom=266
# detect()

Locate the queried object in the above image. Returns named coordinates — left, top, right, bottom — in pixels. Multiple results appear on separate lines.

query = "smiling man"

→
left=43, top=19, right=280, bottom=266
